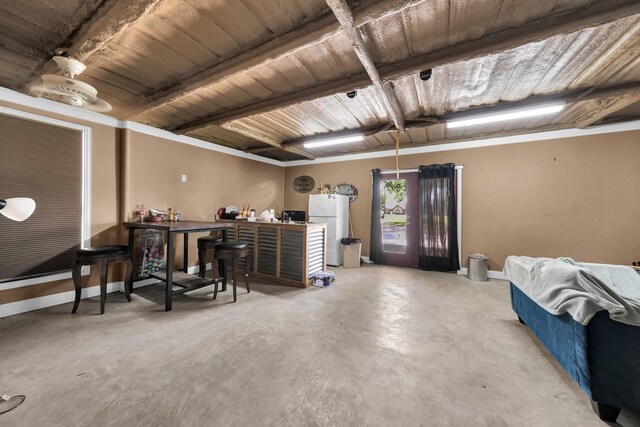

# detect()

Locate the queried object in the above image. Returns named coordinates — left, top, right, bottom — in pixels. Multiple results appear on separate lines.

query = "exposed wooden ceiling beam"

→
left=218, top=123, right=316, bottom=160
left=284, top=147, right=317, bottom=160
left=325, top=0, right=405, bottom=131
left=278, top=81, right=640, bottom=147
left=170, top=0, right=640, bottom=133
left=129, top=0, right=427, bottom=119
left=574, top=95, right=640, bottom=128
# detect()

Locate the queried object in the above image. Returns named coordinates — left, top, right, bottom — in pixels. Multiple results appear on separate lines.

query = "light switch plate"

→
left=181, top=174, right=187, bottom=182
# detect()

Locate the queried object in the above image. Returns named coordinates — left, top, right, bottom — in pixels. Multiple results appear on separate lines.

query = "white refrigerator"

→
left=309, top=194, right=349, bottom=266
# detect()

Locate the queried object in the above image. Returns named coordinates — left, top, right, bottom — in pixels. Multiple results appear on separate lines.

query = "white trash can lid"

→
left=468, top=253, right=488, bottom=260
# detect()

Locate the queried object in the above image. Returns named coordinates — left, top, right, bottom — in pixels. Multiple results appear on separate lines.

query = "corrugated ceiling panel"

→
left=144, top=32, right=361, bottom=124
left=230, top=85, right=391, bottom=142
left=446, top=0, right=598, bottom=44
left=362, top=0, right=599, bottom=67
left=391, top=18, right=640, bottom=124
left=78, top=0, right=330, bottom=117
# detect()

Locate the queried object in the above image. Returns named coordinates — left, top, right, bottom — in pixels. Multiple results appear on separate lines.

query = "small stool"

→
left=197, top=236, right=223, bottom=278
left=72, top=245, right=132, bottom=315
left=212, top=241, right=250, bottom=302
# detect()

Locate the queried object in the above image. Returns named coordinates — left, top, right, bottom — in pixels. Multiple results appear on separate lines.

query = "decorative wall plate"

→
left=293, top=175, right=315, bottom=193
left=334, top=183, right=358, bottom=202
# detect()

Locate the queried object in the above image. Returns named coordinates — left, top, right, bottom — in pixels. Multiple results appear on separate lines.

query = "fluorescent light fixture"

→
left=303, top=135, right=363, bottom=148
left=446, top=103, right=565, bottom=129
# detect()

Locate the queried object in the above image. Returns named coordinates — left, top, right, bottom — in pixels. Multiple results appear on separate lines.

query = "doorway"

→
left=379, top=172, right=419, bottom=267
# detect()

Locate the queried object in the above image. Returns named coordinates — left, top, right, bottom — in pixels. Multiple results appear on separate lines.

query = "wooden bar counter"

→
left=218, top=220, right=327, bottom=288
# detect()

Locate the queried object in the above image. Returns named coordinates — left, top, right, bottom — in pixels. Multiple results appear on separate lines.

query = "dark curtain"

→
left=418, top=164, right=460, bottom=271
left=369, top=169, right=384, bottom=264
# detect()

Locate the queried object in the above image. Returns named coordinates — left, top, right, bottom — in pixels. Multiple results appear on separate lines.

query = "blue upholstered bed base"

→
left=510, top=283, right=640, bottom=419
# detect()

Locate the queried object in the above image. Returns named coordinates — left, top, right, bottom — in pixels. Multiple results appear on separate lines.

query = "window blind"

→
left=0, top=113, right=83, bottom=282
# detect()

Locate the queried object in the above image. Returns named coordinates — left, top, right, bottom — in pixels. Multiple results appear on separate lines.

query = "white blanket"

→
left=504, top=256, right=640, bottom=326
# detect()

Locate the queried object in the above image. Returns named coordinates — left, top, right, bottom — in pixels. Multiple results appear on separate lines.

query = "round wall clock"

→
left=293, top=175, right=315, bottom=193
left=334, top=183, right=358, bottom=202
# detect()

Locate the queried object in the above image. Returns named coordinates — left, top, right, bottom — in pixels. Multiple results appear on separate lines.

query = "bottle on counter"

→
left=137, top=203, right=145, bottom=222
left=167, top=208, right=174, bottom=221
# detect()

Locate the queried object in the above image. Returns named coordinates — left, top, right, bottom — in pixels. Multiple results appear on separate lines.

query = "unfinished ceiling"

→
left=2, top=0, right=640, bottom=161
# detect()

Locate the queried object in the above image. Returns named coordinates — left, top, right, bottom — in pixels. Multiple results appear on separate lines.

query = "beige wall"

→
left=0, top=103, right=283, bottom=305
left=122, top=129, right=284, bottom=269
left=284, top=131, right=640, bottom=270
left=123, top=130, right=283, bottom=222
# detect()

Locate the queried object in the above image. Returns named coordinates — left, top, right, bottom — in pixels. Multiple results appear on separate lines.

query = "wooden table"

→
left=124, top=220, right=233, bottom=311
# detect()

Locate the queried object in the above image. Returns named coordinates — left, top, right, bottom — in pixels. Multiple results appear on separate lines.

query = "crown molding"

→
left=119, top=121, right=284, bottom=166
left=0, top=87, right=284, bottom=167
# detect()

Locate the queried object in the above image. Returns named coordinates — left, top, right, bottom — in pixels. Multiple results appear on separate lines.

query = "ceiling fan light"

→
left=446, top=103, right=565, bottom=129
left=303, top=135, right=364, bottom=148
left=29, top=56, right=111, bottom=112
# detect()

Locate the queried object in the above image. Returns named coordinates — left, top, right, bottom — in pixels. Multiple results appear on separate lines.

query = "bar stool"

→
left=197, top=236, right=223, bottom=278
left=212, top=241, right=250, bottom=302
left=72, top=245, right=132, bottom=315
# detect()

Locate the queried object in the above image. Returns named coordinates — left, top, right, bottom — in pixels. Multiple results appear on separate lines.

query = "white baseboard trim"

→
left=457, top=268, right=507, bottom=281
left=0, top=281, right=122, bottom=318
left=0, top=264, right=208, bottom=319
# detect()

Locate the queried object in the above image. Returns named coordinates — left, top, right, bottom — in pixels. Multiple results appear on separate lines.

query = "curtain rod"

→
left=379, top=165, right=463, bottom=174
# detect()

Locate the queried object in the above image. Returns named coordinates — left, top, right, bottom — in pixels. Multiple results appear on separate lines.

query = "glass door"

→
left=379, top=172, right=419, bottom=267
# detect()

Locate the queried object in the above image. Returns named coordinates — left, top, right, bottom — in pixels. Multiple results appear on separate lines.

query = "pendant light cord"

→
left=395, top=131, right=400, bottom=179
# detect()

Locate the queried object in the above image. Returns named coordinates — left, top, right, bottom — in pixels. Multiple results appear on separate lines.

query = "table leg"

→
left=183, top=233, right=189, bottom=273
left=128, top=227, right=135, bottom=294
left=221, top=229, right=227, bottom=292
left=166, top=232, right=174, bottom=311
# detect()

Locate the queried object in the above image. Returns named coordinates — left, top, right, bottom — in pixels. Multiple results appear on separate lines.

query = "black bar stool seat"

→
left=215, top=241, right=248, bottom=250
left=72, top=245, right=132, bottom=315
left=212, top=241, right=250, bottom=302
left=77, top=245, right=129, bottom=259
left=197, top=236, right=224, bottom=278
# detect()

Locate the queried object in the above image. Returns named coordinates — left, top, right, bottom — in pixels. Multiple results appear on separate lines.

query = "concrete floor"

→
left=1, top=266, right=639, bottom=426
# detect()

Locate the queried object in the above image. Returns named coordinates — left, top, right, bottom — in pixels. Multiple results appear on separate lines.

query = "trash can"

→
left=467, top=254, right=489, bottom=281
left=341, top=238, right=362, bottom=268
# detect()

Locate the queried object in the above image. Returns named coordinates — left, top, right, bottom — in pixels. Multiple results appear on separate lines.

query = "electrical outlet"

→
left=181, top=174, right=187, bottom=183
